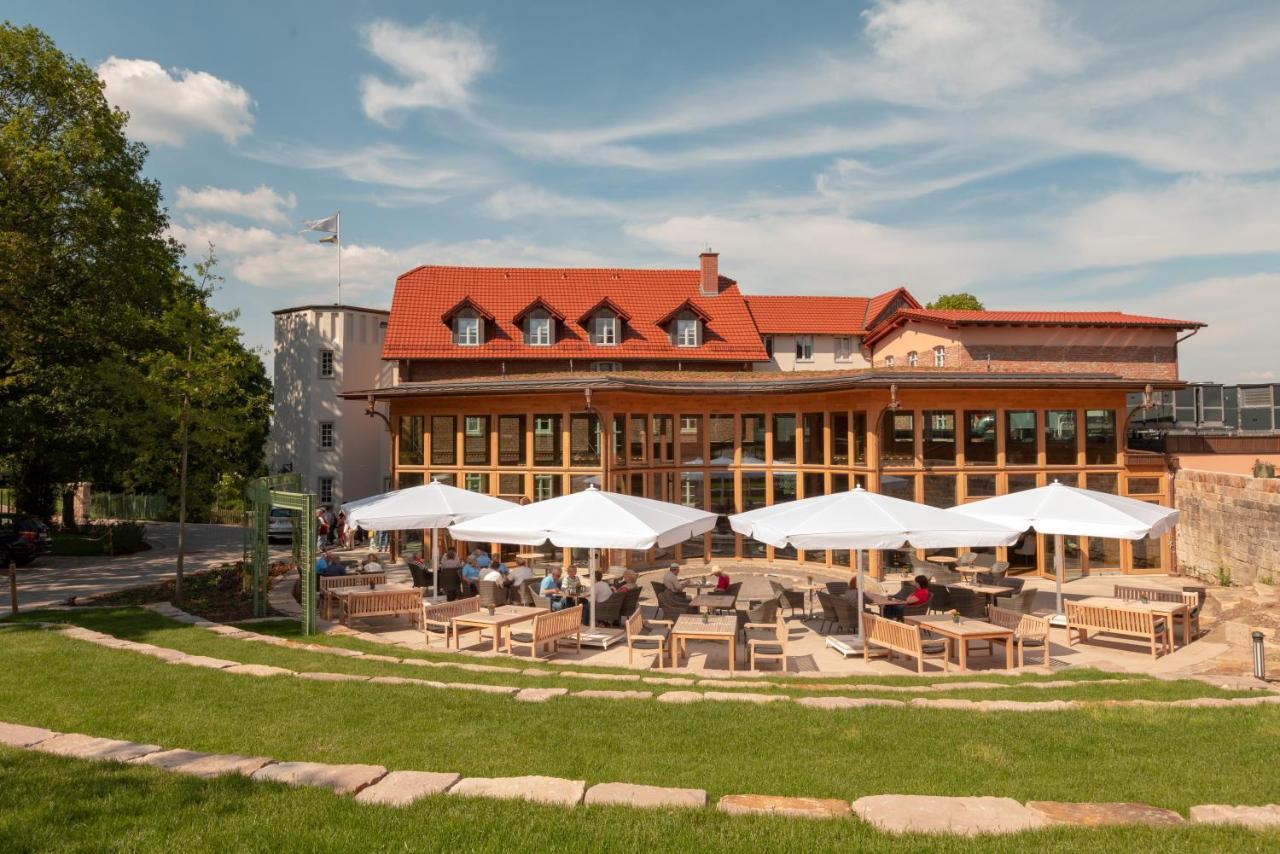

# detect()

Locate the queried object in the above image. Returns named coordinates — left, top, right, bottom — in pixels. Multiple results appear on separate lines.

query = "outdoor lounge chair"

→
left=721, top=581, right=743, bottom=605
left=624, top=609, right=670, bottom=668
left=658, top=590, right=697, bottom=619
left=815, top=590, right=840, bottom=634
left=620, top=586, right=642, bottom=618
left=768, top=580, right=806, bottom=617
left=594, top=589, right=628, bottom=626
left=828, top=594, right=860, bottom=634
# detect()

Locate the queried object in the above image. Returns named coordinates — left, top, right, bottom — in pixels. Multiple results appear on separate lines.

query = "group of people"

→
left=660, top=563, right=731, bottom=596
left=837, top=572, right=931, bottom=621
left=314, top=550, right=384, bottom=579
left=315, top=505, right=389, bottom=552
left=536, top=565, right=641, bottom=623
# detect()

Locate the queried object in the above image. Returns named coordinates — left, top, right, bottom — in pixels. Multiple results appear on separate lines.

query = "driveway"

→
left=2, top=522, right=292, bottom=613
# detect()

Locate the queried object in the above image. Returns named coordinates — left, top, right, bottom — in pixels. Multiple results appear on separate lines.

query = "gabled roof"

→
left=383, top=266, right=767, bottom=362
left=863, top=308, right=1206, bottom=346
left=863, top=287, right=921, bottom=330
left=441, top=296, right=495, bottom=323
left=578, top=296, right=632, bottom=325
left=512, top=297, right=565, bottom=325
left=744, top=295, right=871, bottom=335
left=656, top=298, right=713, bottom=326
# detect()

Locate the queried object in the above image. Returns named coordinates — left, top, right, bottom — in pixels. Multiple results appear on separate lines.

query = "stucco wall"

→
left=1175, top=469, right=1280, bottom=584
left=754, top=334, right=868, bottom=372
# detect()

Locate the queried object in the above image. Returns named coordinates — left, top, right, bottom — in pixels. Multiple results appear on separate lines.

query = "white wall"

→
left=753, top=335, right=868, bottom=372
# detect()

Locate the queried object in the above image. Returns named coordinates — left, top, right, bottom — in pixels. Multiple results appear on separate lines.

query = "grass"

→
left=3, top=749, right=1279, bottom=853
left=2, top=621, right=1279, bottom=812
left=8, top=608, right=1255, bottom=703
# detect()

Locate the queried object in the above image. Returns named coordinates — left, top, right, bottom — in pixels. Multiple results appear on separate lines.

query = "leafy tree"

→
left=925, top=292, right=985, bottom=311
left=0, top=24, right=177, bottom=518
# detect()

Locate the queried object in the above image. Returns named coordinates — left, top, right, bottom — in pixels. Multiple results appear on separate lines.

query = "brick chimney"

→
left=699, top=251, right=719, bottom=296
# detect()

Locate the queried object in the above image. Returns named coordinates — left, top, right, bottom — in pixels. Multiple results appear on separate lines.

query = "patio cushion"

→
left=1016, top=636, right=1045, bottom=647
left=508, top=630, right=534, bottom=643
left=921, top=640, right=947, bottom=654
left=751, top=642, right=784, bottom=655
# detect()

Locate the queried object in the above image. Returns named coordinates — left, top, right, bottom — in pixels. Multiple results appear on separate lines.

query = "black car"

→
left=0, top=513, right=51, bottom=567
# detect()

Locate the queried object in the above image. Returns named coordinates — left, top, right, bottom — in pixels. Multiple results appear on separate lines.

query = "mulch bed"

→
left=80, top=561, right=295, bottom=623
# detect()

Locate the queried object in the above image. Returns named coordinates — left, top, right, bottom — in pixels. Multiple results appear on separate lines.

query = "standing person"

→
left=315, top=508, right=329, bottom=550
left=335, top=511, right=347, bottom=550
left=322, top=506, right=337, bottom=545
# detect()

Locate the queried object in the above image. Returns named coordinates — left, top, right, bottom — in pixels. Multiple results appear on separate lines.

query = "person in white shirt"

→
left=662, top=563, right=687, bottom=594
left=480, top=565, right=505, bottom=584
left=592, top=571, right=613, bottom=603
left=506, top=559, right=534, bottom=589
left=359, top=554, right=382, bottom=573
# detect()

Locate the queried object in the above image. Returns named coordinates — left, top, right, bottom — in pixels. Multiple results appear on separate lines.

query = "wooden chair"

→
left=862, top=613, right=950, bottom=673
left=1065, top=601, right=1169, bottom=659
left=623, top=609, right=669, bottom=668
left=421, top=596, right=479, bottom=646
left=507, top=605, right=583, bottom=660
left=987, top=605, right=1051, bottom=670
left=1114, top=584, right=1200, bottom=640
left=748, top=615, right=789, bottom=672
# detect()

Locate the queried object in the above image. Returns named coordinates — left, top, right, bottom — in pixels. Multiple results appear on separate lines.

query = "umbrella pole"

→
left=589, top=548, right=598, bottom=629
left=856, top=549, right=865, bottom=638
left=1054, top=532, right=1065, bottom=618
left=431, top=527, right=439, bottom=599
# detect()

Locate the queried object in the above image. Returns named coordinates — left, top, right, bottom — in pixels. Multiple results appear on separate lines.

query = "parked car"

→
left=0, top=513, right=51, bottom=567
left=267, top=507, right=294, bottom=543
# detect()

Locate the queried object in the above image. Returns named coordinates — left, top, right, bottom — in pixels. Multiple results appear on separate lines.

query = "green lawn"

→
left=2, top=749, right=1278, bottom=852
left=2, top=619, right=1279, bottom=814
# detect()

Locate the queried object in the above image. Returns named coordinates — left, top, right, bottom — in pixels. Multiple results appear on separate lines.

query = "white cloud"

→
left=175, top=185, right=297, bottom=226
left=479, top=185, right=623, bottom=220
left=359, top=19, right=493, bottom=124
left=248, top=142, right=492, bottom=197
left=97, top=57, right=253, bottom=146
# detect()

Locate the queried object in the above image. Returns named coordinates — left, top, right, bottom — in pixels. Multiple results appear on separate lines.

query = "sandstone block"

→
left=449, top=775, right=585, bottom=806
left=703, top=691, right=788, bottom=704
left=252, top=761, right=386, bottom=794
left=169, top=655, right=237, bottom=670
left=1026, top=801, right=1184, bottom=827
left=656, top=691, right=705, bottom=704
left=718, top=794, right=851, bottom=819
left=852, top=795, right=1049, bottom=835
left=133, top=749, right=272, bottom=778
left=585, top=782, right=707, bottom=809
left=0, top=721, right=57, bottom=748
left=796, top=697, right=904, bottom=709
left=295, top=671, right=370, bottom=682
left=1189, top=804, right=1280, bottom=828
left=514, top=688, right=569, bottom=702
left=354, top=770, right=461, bottom=806
left=225, top=664, right=294, bottom=678
left=34, top=733, right=162, bottom=763
left=573, top=689, right=652, bottom=700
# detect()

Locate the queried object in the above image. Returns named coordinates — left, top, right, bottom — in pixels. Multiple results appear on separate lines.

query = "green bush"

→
left=51, top=522, right=148, bottom=556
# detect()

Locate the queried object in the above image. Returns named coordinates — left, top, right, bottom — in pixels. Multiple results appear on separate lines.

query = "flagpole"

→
left=336, top=210, right=342, bottom=305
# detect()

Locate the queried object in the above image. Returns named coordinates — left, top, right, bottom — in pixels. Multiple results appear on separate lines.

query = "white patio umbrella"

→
left=448, top=486, right=717, bottom=628
left=954, top=481, right=1179, bottom=620
left=729, top=486, right=1020, bottom=638
left=342, top=480, right=515, bottom=596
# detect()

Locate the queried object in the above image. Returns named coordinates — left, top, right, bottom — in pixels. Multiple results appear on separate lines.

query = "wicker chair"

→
left=528, top=585, right=553, bottom=610
left=407, top=563, right=428, bottom=588
left=658, top=590, right=697, bottom=619
left=815, top=590, right=840, bottom=634
left=828, top=594, right=861, bottom=634
left=825, top=581, right=850, bottom=596
left=477, top=580, right=508, bottom=609
left=594, top=589, right=628, bottom=626
left=943, top=586, right=986, bottom=619
left=620, top=586, right=642, bottom=618
left=721, top=581, right=743, bottom=605
left=988, top=560, right=1010, bottom=580
left=900, top=600, right=930, bottom=620
left=927, top=584, right=951, bottom=614
left=957, top=553, right=978, bottom=568
left=735, top=598, right=779, bottom=640
left=768, top=580, right=806, bottom=617
left=437, top=567, right=463, bottom=601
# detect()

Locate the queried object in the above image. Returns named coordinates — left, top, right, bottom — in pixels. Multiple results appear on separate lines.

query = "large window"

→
left=453, top=315, right=480, bottom=346
left=1005, top=410, right=1038, bottom=465
left=709, top=415, right=734, bottom=465
left=463, top=415, right=489, bottom=465
left=676, top=318, right=698, bottom=347
left=1085, top=409, right=1117, bottom=465
left=709, top=472, right=735, bottom=558
left=629, top=415, right=647, bottom=463
left=1045, top=410, right=1077, bottom=466
left=497, top=415, right=525, bottom=466
left=651, top=415, right=674, bottom=462
left=964, top=411, right=996, bottom=465
left=398, top=416, right=425, bottom=465
left=852, top=411, right=867, bottom=464
left=741, top=414, right=766, bottom=464
left=831, top=412, right=850, bottom=465
left=773, top=472, right=798, bottom=559
left=795, top=336, right=813, bottom=362
left=773, top=413, right=797, bottom=464
left=802, top=412, right=824, bottom=465
left=835, top=336, right=853, bottom=362
left=741, top=472, right=766, bottom=557
left=319, top=349, right=334, bottom=378
left=429, top=415, right=455, bottom=466
left=922, top=411, right=956, bottom=466
left=533, top=414, right=562, bottom=467
left=526, top=313, right=552, bottom=346
left=591, top=313, right=618, bottom=345
left=678, top=415, right=703, bottom=464
left=318, top=477, right=334, bottom=504
left=570, top=414, right=600, bottom=466
left=1130, top=535, right=1162, bottom=570
left=881, top=411, right=914, bottom=467
left=318, top=421, right=335, bottom=450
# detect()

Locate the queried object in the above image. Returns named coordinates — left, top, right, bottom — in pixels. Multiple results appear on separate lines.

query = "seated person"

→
left=540, top=567, right=569, bottom=610
left=614, top=569, right=639, bottom=592
left=661, top=563, right=688, bottom=595
left=460, top=558, right=481, bottom=586
left=405, top=551, right=426, bottom=571
left=479, top=564, right=505, bottom=584
left=506, top=559, right=534, bottom=589
left=562, top=565, right=583, bottom=595
left=472, top=549, right=492, bottom=569
left=440, top=549, right=462, bottom=570
left=316, top=550, right=345, bottom=577
left=841, top=574, right=860, bottom=604
left=883, top=575, right=931, bottom=621
left=592, top=570, right=613, bottom=603
left=359, top=554, right=382, bottom=573
left=711, top=568, right=731, bottom=592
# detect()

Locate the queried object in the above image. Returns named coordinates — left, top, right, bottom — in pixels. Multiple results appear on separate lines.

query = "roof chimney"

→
left=699, top=250, right=719, bottom=296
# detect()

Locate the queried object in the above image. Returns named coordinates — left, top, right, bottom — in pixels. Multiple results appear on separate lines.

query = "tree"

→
left=926, top=293, right=985, bottom=311
left=0, top=24, right=178, bottom=519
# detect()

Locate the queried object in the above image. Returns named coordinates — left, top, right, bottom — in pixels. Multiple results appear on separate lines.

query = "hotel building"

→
left=341, top=253, right=1203, bottom=578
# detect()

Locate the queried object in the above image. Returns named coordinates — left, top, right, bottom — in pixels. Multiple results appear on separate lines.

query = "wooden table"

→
left=793, top=582, right=824, bottom=618
left=323, top=579, right=390, bottom=620
left=861, top=591, right=903, bottom=612
left=926, top=555, right=958, bottom=566
left=690, top=593, right=736, bottom=613
left=670, top=614, right=738, bottom=674
left=955, top=566, right=985, bottom=584
left=906, top=615, right=1015, bottom=671
left=1080, top=596, right=1191, bottom=647
left=950, top=582, right=1015, bottom=608
left=451, top=605, right=548, bottom=652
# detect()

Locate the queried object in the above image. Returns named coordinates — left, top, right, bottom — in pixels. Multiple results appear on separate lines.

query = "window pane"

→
left=710, top=472, right=735, bottom=558
left=398, top=415, right=424, bottom=466
left=709, top=414, right=734, bottom=465
left=498, top=415, right=525, bottom=466
left=533, top=414, right=562, bottom=467
left=1087, top=473, right=1118, bottom=494
left=881, top=411, right=914, bottom=467
left=429, top=415, right=455, bottom=466
left=803, top=472, right=825, bottom=499
left=1045, top=410, right=1077, bottom=466
left=1088, top=536, right=1121, bottom=569
left=922, top=411, right=956, bottom=466
left=880, top=474, right=914, bottom=501
left=680, top=472, right=703, bottom=507
left=533, top=474, right=561, bottom=501
left=772, top=413, right=797, bottom=464
left=498, top=473, right=523, bottom=496
left=569, top=414, right=600, bottom=466
left=802, top=412, right=824, bottom=465
left=463, top=415, right=489, bottom=465
left=629, top=415, right=647, bottom=463
left=741, top=414, right=765, bottom=464
left=651, top=471, right=675, bottom=503
left=1007, top=473, right=1038, bottom=493
left=397, top=472, right=424, bottom=489
left=964, top=410, right=996, bottom=465
left=772, top=472, right=797, bottom=560
left=570, top=474, right=597, bottom=492
left=922, top=475, right=956, bottom=508
left=1085, top=409, right=1117, bottom=464
left=1008, top=532, right=1036, bottom=571
left=831, top=472, right=849, bottom=493
left=651, top=415, right=674, bottom=462
left=831, top=412, right=850, bottom=465
left=428, top=472, right=454, bottom=486
left=678, top=415, right=703, bottom=464
left=741, top=472, right=766, bottom=557
left=611, top=415, right=625, bottom=463
left=1131, top=535, right=1162, bottom=570
left=966, top=474, right=997, bottom=498
left=1005, top=410, right=1038, bottom=465
left=852, top=412, right=867, bottom=465
left=1127, top=476, right=1161, bottom=495
left=464, top=473, right=489, bottom=493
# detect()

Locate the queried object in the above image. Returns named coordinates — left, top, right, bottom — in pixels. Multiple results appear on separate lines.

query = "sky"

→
left=9, top=0, right=1280, bottom=382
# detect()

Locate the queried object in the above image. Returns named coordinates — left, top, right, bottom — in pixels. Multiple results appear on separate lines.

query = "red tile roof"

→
left=863, top=287, right=921, bottom=329
left=863, top=308, right=1205, bottom=346
left=744, top=295, right=871, bottom=335
left=383, top=266, right=768, bottom=362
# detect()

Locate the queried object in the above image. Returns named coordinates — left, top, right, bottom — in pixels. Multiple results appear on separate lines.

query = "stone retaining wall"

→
left=1175, top=469, right=1280, bottom=585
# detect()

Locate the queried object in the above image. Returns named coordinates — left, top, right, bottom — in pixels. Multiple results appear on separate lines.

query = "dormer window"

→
left=934, top=345, right=946, bottom=367
left=592, top=312, right=618, bottom=345
left=454, top=314, right=481, bottom=346
left=908, top=350, right=918, bottom=367
left=658, top=300, right=710, bottom=350
left=885, top=355, right=895, bottom=368
left=676, top=318, right=699, bottom=347
left=527, top=313, right=552, bottom=346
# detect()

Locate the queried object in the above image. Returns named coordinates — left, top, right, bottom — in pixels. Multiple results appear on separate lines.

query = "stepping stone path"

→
left=296, top=671, right=369, bottom=682
left=718, top=794, right=851, bottom=819
left=34, top=734, right=162, bottom=763
left=585, top=782, right=707, bottom=810
left=355, top=771, right=461, bottom=806
left=0, top=722, right=57, bottom=748
left=574, top=689, right=652, bottom=700
left=252, top=761, right=387, bottom=795
left=1026, top=801, right=1185, bottom=827
left=169, top=655, right=237, bottom=670
left=1189, top=804, right=1280, bottom=828
left=225, top=664, right=293, bottom=677
left=449, top=775, right=586, bottom=807
left=133, top=749, right=272, bottom=778
left=514, top=687, right=568, bottom=702
left=797, top=697, right=904, bottom=709
left=852, top=795, right=1050, bottom=835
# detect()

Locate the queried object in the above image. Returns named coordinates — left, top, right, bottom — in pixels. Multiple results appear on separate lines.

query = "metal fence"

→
left=91, top=493, right=169, bottom=521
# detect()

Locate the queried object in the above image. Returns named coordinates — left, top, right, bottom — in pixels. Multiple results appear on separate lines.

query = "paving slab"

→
left=224, top=664, right=295, bottom=678
left=573, top=689, right=652, bottom=700
left=128, top=645, right=191, bottom=662
left=641, top=676, right=696, bottom=686
left=908, top=698, right=1076, bottom=712
left=585, top=782, right=707, bottom=809
left=656, top=691, right=705, bottom=704
left=1026, top=801, right=1184, bottom=827
left=133, top=749, right=273, bottom=778
left=169, top=655, right=238, bottom=670
left=442, top=682, right=519, bottom=695
left=0, top=721, right=58, bottom=748
left=33, top=733, right=163, bottom=763
left=354, top=770, right=461, bottom=806
left=1189, top=804, right=1280, bottom=828
left=359, top=653, right=403, bottom=663
left=559, top=671, right=643, bottom=682
left=367, top=676, right=436, bottom=687
left=295, top=671, right=371, bottom=682
left=852, top=795, right=1050, bottom=835
left=451, top=662, right=517, bottom=674
left=303, top=644, right=364, bottom=657
left=796, top=697, right=905, bottom=709
left=703, top=691, right=789, bottom=704
left=396, top=658, right=441, bottom=668
left=449, top=775, right=585, bottom=807
left=252, top=761, right=387, bottom=795
left=514, top=688, right=569, bottom=702
left=718, top=794, right=851, bottom=819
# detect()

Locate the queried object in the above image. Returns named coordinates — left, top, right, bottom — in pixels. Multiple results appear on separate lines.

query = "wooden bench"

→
left=1114, top=584, right=1201, bottom=639
left=506, top=605, right=583, bottom=660
left=862, top=613, right=951, bottom=673
left=319, top=573, right=387, bottom=620
left=338, top=588, right=422, bottom=629
left=1065, top=601, right=1169, bottom=659
left=986, top=606, right=1051, bottom=670
left=421, top=597, right=480, bottom=646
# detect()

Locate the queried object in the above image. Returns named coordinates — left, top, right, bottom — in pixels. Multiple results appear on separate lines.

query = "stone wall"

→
left=1175, top=469, right=1280, bottom=584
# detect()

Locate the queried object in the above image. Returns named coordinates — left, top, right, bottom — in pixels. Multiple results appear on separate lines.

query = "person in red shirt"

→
left=712, top=568, right=731, bottom=592
left=884, top=575, right=931, bottom=620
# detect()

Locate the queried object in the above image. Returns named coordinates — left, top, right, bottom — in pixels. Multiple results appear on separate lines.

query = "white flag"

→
left=301, top=212, right=338, bottom=234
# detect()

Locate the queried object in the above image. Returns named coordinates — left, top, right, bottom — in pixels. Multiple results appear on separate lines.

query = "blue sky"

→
left=10, top=0, right=1280, bottom=381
